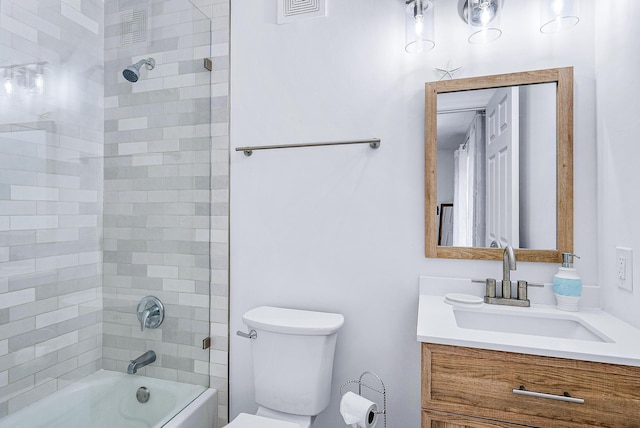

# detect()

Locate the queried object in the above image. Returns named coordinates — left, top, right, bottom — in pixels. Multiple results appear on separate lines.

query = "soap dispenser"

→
left=552, top=253, right=582, bottom=311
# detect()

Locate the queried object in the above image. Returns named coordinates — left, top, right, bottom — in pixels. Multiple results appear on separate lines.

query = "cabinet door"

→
left=422, top=343, right=640, bottom=428
left=423, top=410, right=521, bottom=428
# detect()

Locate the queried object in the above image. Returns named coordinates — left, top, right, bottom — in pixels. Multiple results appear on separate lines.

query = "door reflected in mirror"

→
left=436, top=82, right=557, bottom=249
left=424, top=67, right=574, bottom=262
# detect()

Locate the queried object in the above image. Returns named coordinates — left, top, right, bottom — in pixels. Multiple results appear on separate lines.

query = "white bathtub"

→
left=0, top=370, right=217, bottom=428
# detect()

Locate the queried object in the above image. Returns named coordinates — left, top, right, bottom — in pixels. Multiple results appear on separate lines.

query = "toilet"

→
left=228, top=306, right=345, bottom=428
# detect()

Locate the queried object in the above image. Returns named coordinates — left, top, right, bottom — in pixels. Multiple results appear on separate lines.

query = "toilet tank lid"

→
left=243, top=306, right=344, bottom=335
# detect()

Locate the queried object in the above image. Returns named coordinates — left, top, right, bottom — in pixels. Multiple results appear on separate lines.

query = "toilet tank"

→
left=242, top=306, right=345, bottom=416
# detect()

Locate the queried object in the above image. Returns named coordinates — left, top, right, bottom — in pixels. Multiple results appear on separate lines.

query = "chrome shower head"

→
left=122, top=58, right=155, bottom=83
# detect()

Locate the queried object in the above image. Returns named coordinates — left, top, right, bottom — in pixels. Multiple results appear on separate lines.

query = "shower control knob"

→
left=136, top=296, right=164, bottom=331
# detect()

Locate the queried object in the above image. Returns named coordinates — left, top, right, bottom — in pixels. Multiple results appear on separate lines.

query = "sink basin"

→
left=453, top=308, right=613, bottom=343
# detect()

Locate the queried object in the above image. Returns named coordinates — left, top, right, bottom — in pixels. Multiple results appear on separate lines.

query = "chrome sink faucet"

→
left=127, top=350, right=156, bottom=374
left=485, top=245, right=532, bottom=307
left=502, top=245, right=516, bottom=299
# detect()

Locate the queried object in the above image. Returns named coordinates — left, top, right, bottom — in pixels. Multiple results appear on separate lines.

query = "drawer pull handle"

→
left=512, top=386, right=584, bottom=404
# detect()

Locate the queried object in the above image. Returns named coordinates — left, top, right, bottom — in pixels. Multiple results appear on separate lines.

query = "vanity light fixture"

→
left=540, top=0, right=579, bottom=33
left=405, top=0, right=435, bottom=53
left=1, top=62, right=47, bottom=97
left=460, top=0, right=503, bottom=44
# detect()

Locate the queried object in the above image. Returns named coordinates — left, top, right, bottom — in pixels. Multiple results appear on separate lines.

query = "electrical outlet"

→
left=618, top=256, right=626, bottom=280
left=616, top=247, right=633, bottom=291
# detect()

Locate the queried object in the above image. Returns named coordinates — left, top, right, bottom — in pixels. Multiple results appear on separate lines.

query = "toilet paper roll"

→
left=339, top=391, right=377, bottom=428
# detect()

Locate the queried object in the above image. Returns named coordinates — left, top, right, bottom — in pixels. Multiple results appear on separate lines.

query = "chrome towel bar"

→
left=236, top=138, right=381, bottom=156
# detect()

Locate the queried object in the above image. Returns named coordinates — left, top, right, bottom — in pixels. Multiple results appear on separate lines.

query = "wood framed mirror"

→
left=425, top=67, right=573, bottom=262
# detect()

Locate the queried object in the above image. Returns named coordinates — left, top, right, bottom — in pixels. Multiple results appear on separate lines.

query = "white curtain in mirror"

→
left=453, top=137, right=474, bottom=246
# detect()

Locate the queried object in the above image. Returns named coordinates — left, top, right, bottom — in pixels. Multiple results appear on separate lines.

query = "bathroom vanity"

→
left=417, top=277, right=640, bottom=428
left=421, top=343, right=640, bottom=427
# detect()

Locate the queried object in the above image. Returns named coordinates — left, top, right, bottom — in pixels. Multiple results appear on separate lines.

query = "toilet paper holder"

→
left=340, top=371, right=387, bottom=428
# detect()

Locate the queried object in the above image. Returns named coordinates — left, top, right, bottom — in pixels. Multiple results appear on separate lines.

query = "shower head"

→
left=122, top=58, right=155, bottom=83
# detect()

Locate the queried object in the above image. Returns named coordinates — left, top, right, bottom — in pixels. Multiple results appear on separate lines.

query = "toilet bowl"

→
left=229, top=306, right=344, bottom=428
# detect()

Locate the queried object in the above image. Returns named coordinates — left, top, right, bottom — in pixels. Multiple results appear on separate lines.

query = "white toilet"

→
left=228, top=306, right=345, bottom=428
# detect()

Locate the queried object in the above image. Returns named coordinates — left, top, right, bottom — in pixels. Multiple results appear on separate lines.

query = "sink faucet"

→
left=127, top=350, right=156, bottom=374
left=502, top=245, right=517, bottom=299
left=484, top=245, right=532, bottom=307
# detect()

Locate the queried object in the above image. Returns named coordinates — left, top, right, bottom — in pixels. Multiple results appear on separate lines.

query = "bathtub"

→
left=0, top=370, right=217, bottom=428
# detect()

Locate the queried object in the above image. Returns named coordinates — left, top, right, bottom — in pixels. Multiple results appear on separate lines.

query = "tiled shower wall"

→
left=102, top=0, right=210, bottom=382
left=0, top=0, right=104, bottom=417
left=0, top=0, right=230, bottom=424
left=103, top=0, right=230, bottom=425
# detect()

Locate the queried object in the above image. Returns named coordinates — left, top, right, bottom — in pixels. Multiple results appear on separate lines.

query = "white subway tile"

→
left=118, top=141, right=148, bottom=155
left=131, top=77, right=164, bottom=93
left=10, top=215, right=58, bottom=230
left=58, top=189, right=98, bottom=203
left=148, top=265, right=179, bottom=279
left=36, top=306, right=78, bottom=329
left=0, top=289, right=35, bottom=310
left=59, top=289, right=97, bottom=308
left=0, top=339, right=8, bottom=356
left=77, top=347, right=101, bottom=366
left=163, top=73, right=195, bottom=89
left=163, top=279, right=195, bottom=293
left=132, top=154, right=164, bottom=166
left=118, top=117, right=148, bottom=132
left=79, top=251, right=101, bottom=265
left=58, top=215, right=97, bottom=228
left=179, top=293, right=209, bottom=308
left=36, top=228, right=80, bottom=244
left=61, top=3, right=99, bottom=34
left=0, top=260, right=35, bottom=279
left=36, top=173, right=80, bottom=189
left=11, top=186, right=59, bottom=201
left=35, top=254, right=79, bottom=272
left=35, top=331, right=78, bottom=358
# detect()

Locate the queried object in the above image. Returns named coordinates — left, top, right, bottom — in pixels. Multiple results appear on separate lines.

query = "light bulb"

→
left=35, top=74, right=44, bottom=94
left=552, top=0, right=564, bottom=16
left=480, top=2, right=491, bottom=25
left=414, top=15, right=424, bottom=52
left=4, top=78, right=13, bottom=95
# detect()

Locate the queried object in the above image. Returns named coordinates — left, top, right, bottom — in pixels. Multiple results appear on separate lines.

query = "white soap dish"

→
left=444, top=293, right=484, bottom=307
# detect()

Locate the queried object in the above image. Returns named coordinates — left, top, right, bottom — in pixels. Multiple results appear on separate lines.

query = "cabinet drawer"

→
left=422, top=343, right=640, bottom=428
left=423, top=410, right=522, bottom=428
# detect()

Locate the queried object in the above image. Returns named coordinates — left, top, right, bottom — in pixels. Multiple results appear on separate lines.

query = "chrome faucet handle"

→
left=485, top=278, right=497, bottom=298
left=137, top=296, right=164, bottom=331
left=517, top=280, right=529, bottom=301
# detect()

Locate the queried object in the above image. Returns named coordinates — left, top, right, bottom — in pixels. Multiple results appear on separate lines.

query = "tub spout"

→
left=127, top=350, right=156, bottom=374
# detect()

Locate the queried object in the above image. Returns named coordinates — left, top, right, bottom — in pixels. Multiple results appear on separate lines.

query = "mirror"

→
left=425, top=67, right=573, bottom=262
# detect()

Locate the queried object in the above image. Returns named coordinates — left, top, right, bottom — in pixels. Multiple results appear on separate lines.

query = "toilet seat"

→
left=227, top=413, right=301, bottom=428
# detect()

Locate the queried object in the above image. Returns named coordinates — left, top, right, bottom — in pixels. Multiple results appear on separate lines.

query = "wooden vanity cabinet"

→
left=422, top=343, right=640, bottom=428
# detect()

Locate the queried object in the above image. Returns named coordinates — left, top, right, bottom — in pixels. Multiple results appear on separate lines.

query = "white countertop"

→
left=417, top=276, right=640, bottom=367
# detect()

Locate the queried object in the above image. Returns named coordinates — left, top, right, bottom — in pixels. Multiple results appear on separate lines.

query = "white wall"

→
left=229, top=1, right=597, bottom=427
left=596, top=1, right=640, bottom=328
